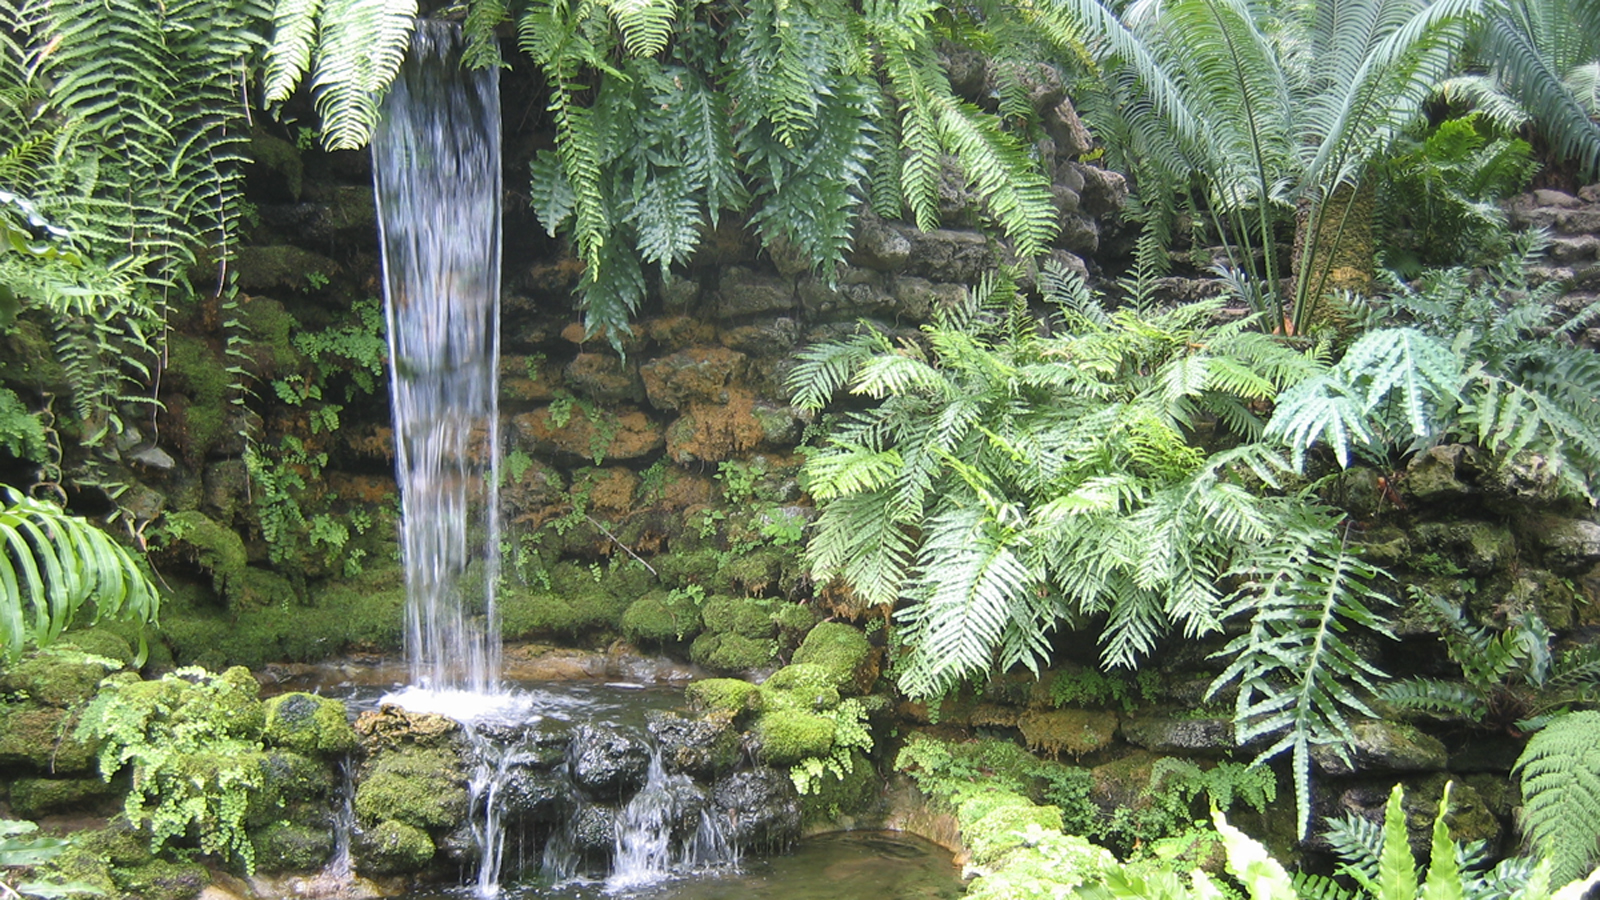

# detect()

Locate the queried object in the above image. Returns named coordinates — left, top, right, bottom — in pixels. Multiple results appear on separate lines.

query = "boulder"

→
left=568, top=724, right=651, bottom=800
left=712, top=768, right=802, bottom=846
left=1310, top=719, right=1447, bottom=776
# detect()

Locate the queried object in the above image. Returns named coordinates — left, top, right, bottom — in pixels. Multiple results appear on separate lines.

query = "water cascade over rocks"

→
left=368, top=25, right=747, bottom=895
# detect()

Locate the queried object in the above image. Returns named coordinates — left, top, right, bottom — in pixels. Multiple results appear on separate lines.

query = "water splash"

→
left=372, top=19, right=504, bottom=695
left=608, top=746, right=738, bottom=890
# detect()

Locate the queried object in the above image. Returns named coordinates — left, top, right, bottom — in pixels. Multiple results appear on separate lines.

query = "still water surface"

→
left=405, top=831, right=964, bottom=900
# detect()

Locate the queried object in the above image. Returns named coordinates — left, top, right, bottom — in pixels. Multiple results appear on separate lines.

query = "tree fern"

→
left=1207, top=506, right=1395, bottom=840
left=0, top=485, right=161, bottom=664
left=1515, top=711, right=1600, bottom=884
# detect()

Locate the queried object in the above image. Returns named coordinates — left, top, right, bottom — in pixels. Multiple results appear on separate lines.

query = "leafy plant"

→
left=791, top=267, right=1322, bottom=697
left=1268, top=243, right=1600, bottom=501
left=1207, top=507, right=1396, bottom=839
left=0, top=820, right=100, bottom=899
left=1373, top=113, right=1538, bottom=275
left=1514, top=710, right=1600, bottom=884
left=1379, top=589, right=1600, bottom=730
left=789, top=698, right=872, bottom=795
left=1, top=485, right=160, bottom=664
left=77, top=667, right=267, bottom=873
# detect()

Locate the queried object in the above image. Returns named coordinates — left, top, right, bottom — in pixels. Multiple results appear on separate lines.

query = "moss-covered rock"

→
left=251, top=821, right=335, bottom=874
left=700, top=596, right=778, bottom=639
left=263, top=692, right=357, bottom=756
left=353, top=706, right=460, bottom=752
left=57, top=629, right=138, bottom=667
left=761, top=664, right=841, bottom=711
left=357, top=819, right=435, bottom=876
left=963, top=797, right=1066, bottom=866
left=0, top=703, right=99, bottom=772
left=685, top=678, right=764, bottom=717
left=689, top=632, right=775, bottom=672
left=249, top=750, right=334, bottom=827
left=790, top=622, right=874, bottom=693
left=754, top=709, right=835, bottom=765
left=620, top=590, right=702, bottom=643
left=1017, top=709, right=1119, bottom=758
left=771, top=603, right=819, bottom=648
left=114, top=857, right=211, bottom=900
left=798, top=749, right=879, bottom=827
left=158, top=511, right=248, bottom=599
left=7, top=776, right=118, bottom=817
left=354, top=746, right=468, bottom=830
left=0, top=648, right=123, bottom=707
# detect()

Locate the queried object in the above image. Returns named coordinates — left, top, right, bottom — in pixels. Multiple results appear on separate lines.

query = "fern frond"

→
left=310, top=0, right=418, bottom=151
left=1515, top=710, right=1600, bottom=884
left=264, top=0, right=325, bottom=104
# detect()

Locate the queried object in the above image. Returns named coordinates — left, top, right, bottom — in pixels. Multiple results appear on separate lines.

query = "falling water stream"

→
left=367, top=23, right=960, bottom=900
left=373, top=18, right=504, bottom=698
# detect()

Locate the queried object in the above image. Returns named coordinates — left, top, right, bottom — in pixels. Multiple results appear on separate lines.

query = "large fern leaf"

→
left=1515, top=710, right=1600, bottom=884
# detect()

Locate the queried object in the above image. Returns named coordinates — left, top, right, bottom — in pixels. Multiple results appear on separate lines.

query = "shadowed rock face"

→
left=712, top=768, right=803, bottom=846
left=568, top=724, right=652, bottom=800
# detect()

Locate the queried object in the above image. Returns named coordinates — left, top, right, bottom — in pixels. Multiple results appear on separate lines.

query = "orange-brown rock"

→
left=512, top=404, right=664, bottom=461
left=665, top=391, right=763, bottom=463
left=639, top=347, right=750, bottom=411
left=578, top=467, right=639, bottom=513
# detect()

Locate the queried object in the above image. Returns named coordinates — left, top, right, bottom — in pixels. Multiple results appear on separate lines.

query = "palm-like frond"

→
left=0, top=485, right=160, bottom=663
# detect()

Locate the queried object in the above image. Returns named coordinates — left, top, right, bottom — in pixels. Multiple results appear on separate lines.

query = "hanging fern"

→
left=0, top=485, right=161, bottom=664
left=1515, top=710, right=1600, bottom=885
left=1207, top=507, right=1396, bottom=841
left=794, top=270, right=1325, bottom=697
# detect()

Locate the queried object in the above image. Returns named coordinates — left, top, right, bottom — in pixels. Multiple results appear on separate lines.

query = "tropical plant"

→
left=1372, top=113, right=1539, bottom=275
left=1061, top=0, right=1480, bottom=336
left=1442, top=0, right=1600, bottom=179
left=1514, top=710, right=1600, bottom=885
left=0, top=820, right=99, bottom=900
left=1079, top=783, right=1600, bottom=900
left=1206, top=506, right=1395, bottom=839
left=1267, top=241, right=1600, bottom=501
left=1379, top=588, right=1600, bottom=730
left=0, top=485, right=161, bottom=664
left=791, top=267, right=1323, bottom=697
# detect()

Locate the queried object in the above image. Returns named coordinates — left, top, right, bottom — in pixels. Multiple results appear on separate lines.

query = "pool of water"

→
left=407, top=831, right=964, bottom=900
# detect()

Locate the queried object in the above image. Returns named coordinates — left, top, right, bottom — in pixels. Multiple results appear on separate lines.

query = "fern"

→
left=1207, top=507, right=1395, bottom=840
left=796, top=272, right=1325, bottom=697
left=1515, top=710, right=1600, bottom=884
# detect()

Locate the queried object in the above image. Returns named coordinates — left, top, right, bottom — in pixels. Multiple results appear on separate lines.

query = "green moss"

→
left=248, top=130, right=304, bottom=200
left=227, top=567, right=300, bottom=611
left=964, top=832, right=1116, bottom=899
left=249, top=750, right=333, bottom=827
left=237, top=297, right=302, bottom=375
left=700, top=596, right=777, bottom=638
left=771, top=603, right=819, bottom=647
left=165, top=334, right=231, bottom=456
left=685, top=678, right=763, bottom=717
left=621, top=590, right=701, bottom=643
left=0, top=647, right=123, bottom=707
left=791, top=622, right=872, bottom=693
left=161, top=511, right=248, bottom=597
left=964, top=799, right=1066, bottom=866
left=690, top=632, right=774, bottom=671
left=754, top=709, right=836, bottom=765
left=115, top=857, right=211, bottom=900
left=263, top=692, right=357, bottom=756
left=761, top=664, right=841, bottom=711
left=654, top=548, right=722, bottom=589
left=57, top=629, right=138, bottom=666
left=354, top=746, right=467, bottom=829
left=251, top=822, right=334, bottom=874
left=8, top=776, right=117, bottom=817
left=0, top=703, right=99, bottom=772
left=799, top=748, right=879, bottom=826
left=357, top=819, right=435, bottom=876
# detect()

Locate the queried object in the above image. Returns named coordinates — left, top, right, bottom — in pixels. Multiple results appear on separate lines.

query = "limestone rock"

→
left=1310, top=719, right=1447, bottom=776
left=1121, top=715, right=1236, bottom=755
left=639, top=347, right=750, bottom=411
left=564, top=352, right=644, bottom=403
left=1018, top=709, right=1118, bottom=757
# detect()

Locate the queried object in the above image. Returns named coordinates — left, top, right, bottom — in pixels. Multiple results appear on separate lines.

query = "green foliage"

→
left=262, top=0, right=417, bottom=151
left=1514, top=710, right=1600, bottom=884
left=1, top=819, right=101, bottom=899
left=1374, top=114, right=1538, bottom=275
left=1379, top=589, right=1600, bottom=728
left=77, top=667, right=268, bottom=872
left=1048, top=667, right=1159, bottom=712
left=1064, top=0, right=1478, bottom=335
left=1207, top=506, right=1395, bottom=840
left=1269, top=246, right=1600, bottom=501
left=0, top=485, right=160, bottom=664
left=788, top=698, right=872, bottom=795
left=0, top=388, right=47, bottom=463
left=793, top=269, right=1323, bottom=696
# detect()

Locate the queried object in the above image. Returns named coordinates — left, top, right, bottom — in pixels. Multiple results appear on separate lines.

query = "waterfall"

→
left=372, top=19, right=504, bottom=696
left=608, top=746, right=738, bottom=890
